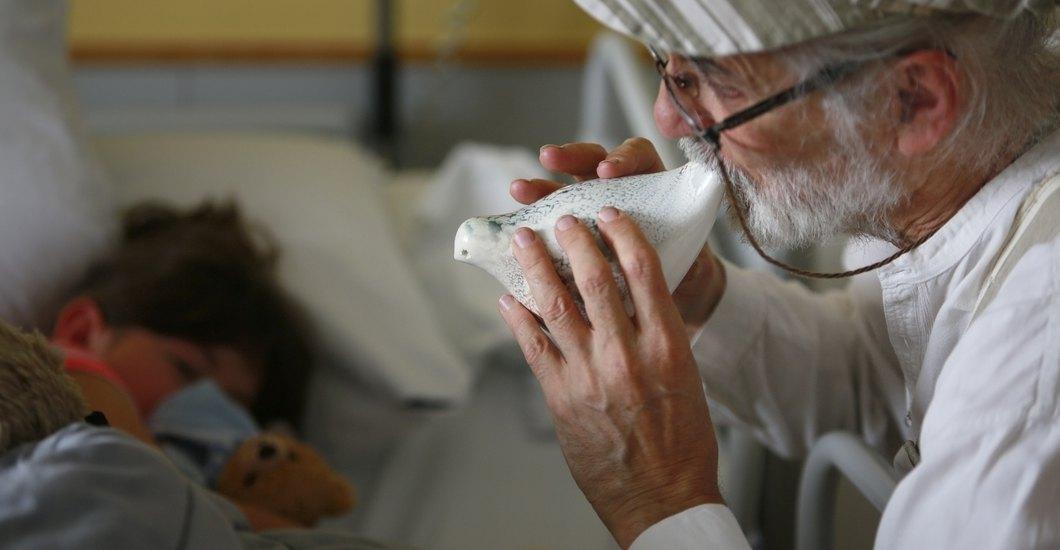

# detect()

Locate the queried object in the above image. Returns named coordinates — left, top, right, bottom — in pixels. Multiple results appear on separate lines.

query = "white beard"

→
left=679, top=135, right=906, bottom=249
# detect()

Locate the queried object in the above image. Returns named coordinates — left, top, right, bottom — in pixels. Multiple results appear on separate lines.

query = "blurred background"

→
left=49, top=2, right=879, bottom=548
left=68, top=0, right=600, bottom=167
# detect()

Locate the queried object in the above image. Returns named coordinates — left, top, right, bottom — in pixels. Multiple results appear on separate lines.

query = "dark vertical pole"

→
left=370, top=0, right=398, bottom=163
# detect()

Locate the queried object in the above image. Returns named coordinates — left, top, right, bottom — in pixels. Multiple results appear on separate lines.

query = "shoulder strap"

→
left=971, top=172, right=1060, bottom=320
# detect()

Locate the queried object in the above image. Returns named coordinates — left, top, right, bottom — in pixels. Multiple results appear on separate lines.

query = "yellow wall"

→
left=68, top=0, right=605, bottom=61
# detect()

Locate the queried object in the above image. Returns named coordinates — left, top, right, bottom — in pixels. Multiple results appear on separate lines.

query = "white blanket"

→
left=0, top=423, right=395, bottom=549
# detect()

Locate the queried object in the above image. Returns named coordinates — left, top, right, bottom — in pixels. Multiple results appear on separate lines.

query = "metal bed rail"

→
left=796, top=431, right=901, bottom=550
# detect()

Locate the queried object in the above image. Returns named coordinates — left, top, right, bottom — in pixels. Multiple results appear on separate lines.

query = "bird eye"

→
left=243, top=472, right=259, bottom=487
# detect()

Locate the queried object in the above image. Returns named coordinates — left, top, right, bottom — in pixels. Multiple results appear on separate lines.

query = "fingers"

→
left=539, top=139, right=666, bottom=181
left=553, top=215, right=633, bottom=338
left=517, top=139, right=667, bottom=205
left=510, top=227, right=591, bottom=352
left=498, top=294, right=563, bottom=392
left=539, top=143, right=608, bottom=181
left=595, top=137, right=667, bottom=179
left=596, top=208, right=683, bottom=332
left=510, top=178, right=564, bottom=205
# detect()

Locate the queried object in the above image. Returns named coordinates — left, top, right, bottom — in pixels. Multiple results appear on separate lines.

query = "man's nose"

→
left=653, top=81, right=711, bottom=140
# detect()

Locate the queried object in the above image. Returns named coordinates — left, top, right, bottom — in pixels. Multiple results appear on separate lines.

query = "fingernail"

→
left=556, top=215, right=578, bottom=231
left=599, top=206, right=621, bottom=222
left=499, top=294, right=516, bottom=311
left=540, top=144, right=559, bottom=153
left=598, top=158, right=618, bottom=166
left=513, top=227, right=536, bottom=248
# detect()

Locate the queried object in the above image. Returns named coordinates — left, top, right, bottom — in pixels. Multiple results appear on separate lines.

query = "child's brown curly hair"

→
left=74, top=200, right=313, bottom=429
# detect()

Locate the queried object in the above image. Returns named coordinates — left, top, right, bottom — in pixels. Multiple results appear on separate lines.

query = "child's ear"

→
left=52, top=297, right=109, bottom=351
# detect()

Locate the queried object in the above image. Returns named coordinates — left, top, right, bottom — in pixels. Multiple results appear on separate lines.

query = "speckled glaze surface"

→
left=453, top=162, right=723, bottom=317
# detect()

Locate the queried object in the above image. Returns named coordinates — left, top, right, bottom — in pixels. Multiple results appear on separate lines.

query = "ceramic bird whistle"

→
left=454, top=162, right=724, bottom=317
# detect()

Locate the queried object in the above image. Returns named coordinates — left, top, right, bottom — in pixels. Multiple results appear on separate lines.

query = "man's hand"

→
left=498, top=207, right=723, bottom=549
left=509, top=138, right=667, bottom=203
left=511, top=138, right=726, bottom=338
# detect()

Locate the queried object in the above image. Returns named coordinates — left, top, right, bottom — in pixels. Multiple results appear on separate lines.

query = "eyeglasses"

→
left=648, top=45, right=867, bottom=149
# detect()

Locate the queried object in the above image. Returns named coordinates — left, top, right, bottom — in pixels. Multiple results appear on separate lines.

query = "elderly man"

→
left=498, top=1, right=1060, bottom=548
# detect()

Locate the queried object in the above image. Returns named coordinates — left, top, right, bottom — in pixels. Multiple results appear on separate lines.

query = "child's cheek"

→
left=108, top=356, right=186, bottom=419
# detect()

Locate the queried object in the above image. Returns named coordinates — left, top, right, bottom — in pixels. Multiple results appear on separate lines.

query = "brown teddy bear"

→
left=216, top=432, right=356, bottom=527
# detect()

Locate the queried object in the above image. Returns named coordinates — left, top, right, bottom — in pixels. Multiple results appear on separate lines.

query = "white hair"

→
left=786, top=11, right=1060, bottom=176
left=688, top=11, right=1060, bottom=249
left=680, top=130, right=905, bottom=248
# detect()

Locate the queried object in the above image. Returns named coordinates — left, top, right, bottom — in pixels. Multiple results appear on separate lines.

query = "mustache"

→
left=678, top=137, right=755, bottom=198
left=677, top=137, right=715, bottom=167
left=677, top=137, right=749, bottom=182
left=677, top=137, right=759, bottom=232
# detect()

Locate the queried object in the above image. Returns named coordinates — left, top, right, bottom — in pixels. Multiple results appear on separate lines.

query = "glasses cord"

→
left=714, top=148, right=936, bottom=280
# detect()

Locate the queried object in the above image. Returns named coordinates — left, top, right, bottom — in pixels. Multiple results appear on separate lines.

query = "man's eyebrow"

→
left=691, top=57, right=730, bottom=77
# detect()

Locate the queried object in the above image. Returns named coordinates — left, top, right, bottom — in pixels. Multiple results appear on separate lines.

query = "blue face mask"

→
left=148, top=379, right=260, bottom=486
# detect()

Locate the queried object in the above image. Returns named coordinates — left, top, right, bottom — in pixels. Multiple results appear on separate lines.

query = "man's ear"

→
left=52, top=297, right=109, bottom=351
left=891, top=49, right=962, bottom=157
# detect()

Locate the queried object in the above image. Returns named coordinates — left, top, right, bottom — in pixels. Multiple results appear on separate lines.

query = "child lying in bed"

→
left=48, top=200, right=317, bottom=528
left=0, top=318, right=385, bottom=549
left=52, top=200, right=311, bottom=429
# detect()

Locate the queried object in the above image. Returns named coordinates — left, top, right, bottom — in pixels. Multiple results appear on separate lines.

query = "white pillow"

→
left=0, top=0, right=114, bottom=328
left=92, top=132, right=471, bottom=405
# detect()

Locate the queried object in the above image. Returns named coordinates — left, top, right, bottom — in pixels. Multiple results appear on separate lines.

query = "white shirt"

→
left=633, top=130, right=1060, bottom=549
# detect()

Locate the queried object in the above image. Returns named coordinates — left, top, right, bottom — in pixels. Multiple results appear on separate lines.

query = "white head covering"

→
left=574, top=0, right=1057, bottom=57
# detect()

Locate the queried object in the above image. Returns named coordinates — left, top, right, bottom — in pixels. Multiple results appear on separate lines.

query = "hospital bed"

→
left=797, top=432, right=900, bottom=550
left=87, top=32, right=896, bottom=550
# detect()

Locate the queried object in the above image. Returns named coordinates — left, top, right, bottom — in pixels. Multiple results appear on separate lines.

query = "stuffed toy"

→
left=149, top=380, right=356, bottom=527
left=0, top=321, right=87, bottom=454
left=216, top=432, right=356, bottom=527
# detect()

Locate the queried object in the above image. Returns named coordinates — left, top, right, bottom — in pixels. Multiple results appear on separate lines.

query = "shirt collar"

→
left=878, top=128, right=1060, bottom=284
